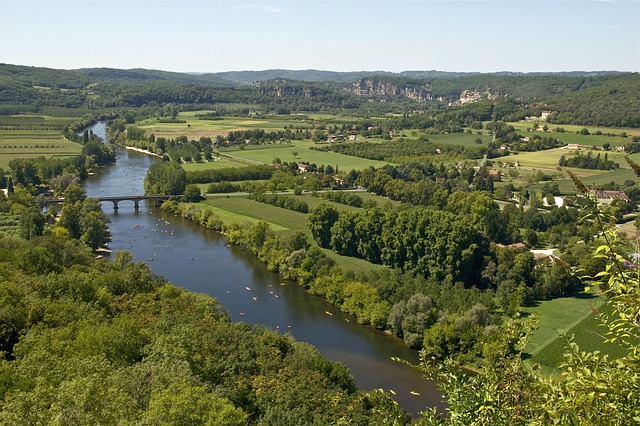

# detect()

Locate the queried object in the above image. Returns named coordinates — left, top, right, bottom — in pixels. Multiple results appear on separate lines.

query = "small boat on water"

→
left=389, top=389, right=396, bottom=395
left=325, top=311, right=333, bottom=316
left=409, top=391, right=420, bottom=396
left=245, top=286, right=251, bottom=291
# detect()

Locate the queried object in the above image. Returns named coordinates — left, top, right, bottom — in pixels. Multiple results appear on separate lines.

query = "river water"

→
left=83, top=123, right=442, bottom=416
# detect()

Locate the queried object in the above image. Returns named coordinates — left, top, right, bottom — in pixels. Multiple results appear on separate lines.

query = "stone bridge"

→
left=45, top=195, right=175, bottom=211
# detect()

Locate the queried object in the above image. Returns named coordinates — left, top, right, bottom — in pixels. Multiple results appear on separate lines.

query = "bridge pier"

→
left=134, top=200, right=139, bottom=211
left=112, top=201, right=119, bottom=211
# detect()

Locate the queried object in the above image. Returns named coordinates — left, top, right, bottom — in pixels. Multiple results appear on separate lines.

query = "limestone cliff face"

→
left=257, top=79, right=318, bottom=98
left=260, top=85, right=316, bottom=98
left=347, top=78, right=442, bottom=102
left=448, top=89, right=506, bottom=106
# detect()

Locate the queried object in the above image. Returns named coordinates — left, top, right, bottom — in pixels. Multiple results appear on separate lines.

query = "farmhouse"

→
left=297, top=163, right=310, bottom=173
left=541, top=110, right=552, bottom=121
left=489, top=169, right=502, bottom=181
left=496, top=242, right=527, bottom=250
left=589, top=190, right=630, bottom=204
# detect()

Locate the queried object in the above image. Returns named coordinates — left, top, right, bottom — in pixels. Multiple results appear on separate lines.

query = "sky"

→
left=0, top=0, right=638, bottom=74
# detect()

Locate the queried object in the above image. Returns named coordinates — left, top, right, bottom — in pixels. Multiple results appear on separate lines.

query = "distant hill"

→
left=0, top=63, right=91, bottom=89
left=211, top=69, right=398, bottom=84
left=75, top=67, right=236, bottom=86
left=1, top=63, right=637, bottom=127
left=212, top=69, right=626, bottom=84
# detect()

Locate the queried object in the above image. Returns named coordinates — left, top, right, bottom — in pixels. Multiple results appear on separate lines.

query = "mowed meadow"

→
left=0, top=115, right=83, bottom=169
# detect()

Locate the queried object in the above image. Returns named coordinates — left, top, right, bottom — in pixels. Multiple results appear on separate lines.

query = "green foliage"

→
left=0, top=230, right=407, bottom=424
left=307, top=203, right=340, bottom=248
left=186, top=164, right=275, bottom=184
left=252, top=191, right=309, bottom=213
left=559, top=151, right=619, bottom=170
left=182, top=183, right=202, bottom=202
left=144, top=161, right=187, bottom=195
left=413, top=171, right=640, bottom=425
left=316, top=206, right=487, bottom=285
left=57, top=194, right=110, bottom=250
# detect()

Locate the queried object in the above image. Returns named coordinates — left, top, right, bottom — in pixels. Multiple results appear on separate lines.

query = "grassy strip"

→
left=521, top=294, right=627, bottom=373
left=198, top=195, right=386, bottom=275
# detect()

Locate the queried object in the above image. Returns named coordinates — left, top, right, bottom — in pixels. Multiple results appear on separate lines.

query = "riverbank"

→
left=160, top=199, right=393, bottom=330
left=123, top=145, right=163, bottom=158
left=156, top=198, right=444, bottom=415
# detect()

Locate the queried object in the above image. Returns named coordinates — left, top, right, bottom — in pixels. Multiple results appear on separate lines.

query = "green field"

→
left=137, top=114, right=317, bottom=141
left=492, top=143, right=640, bottom=195
left=0, top=130, right=82, bottom=169
left=220, top=144, right=389, bottom=171
left=509, top=121, right=640, bottom=143
left=427, top=132, right=493, bottom=147
left=198, top=194, right=387, bottom=275
left=522, top=294, right=628, bottom=374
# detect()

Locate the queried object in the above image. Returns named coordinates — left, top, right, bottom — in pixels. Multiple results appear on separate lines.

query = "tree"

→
left=143, top=380, right=246, bottom=425
left=182, top=184, right=202, bottom=202
left=144, top=162, right=186, bottom=195
left=8, top=158, right=40, bottom=187
left=81, top=210, right=110, bottom=250
left=64, top=184, right=87, bottom=204
left=19, top=208, right=45, bottom=240
left=307, top=203, right=339, bottom=248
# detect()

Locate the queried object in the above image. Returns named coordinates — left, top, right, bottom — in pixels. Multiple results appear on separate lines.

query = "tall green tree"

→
left=144, top=162, right=186, bottom=195
left=19, top=208, right=45, bottom=240
left=307, top=203, right=339, bottom=248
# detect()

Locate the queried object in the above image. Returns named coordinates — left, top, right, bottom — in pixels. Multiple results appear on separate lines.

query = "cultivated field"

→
left=427, top=132, right=493, bottom=147
left=0, top=130, right=82, bottom=169
left=136, top=114, right=316, bottom=141
left=219, top=144, right=389, bottom=171
left=522, top=294, right=627, bottom=374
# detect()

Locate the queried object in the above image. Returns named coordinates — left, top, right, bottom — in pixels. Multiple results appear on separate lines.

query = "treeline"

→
left=220, top=128, right=303, bottom=145
left=316, top=139, right=485, bottom=162
left=559, top=152, right=619, bottom=170
left=251, top=192, right=309, bottom=213
left=186, top=164, right=276, bottom=184
left=317, top=191, right=375, bottom=208
left=513, top=135, right=563, bottom=151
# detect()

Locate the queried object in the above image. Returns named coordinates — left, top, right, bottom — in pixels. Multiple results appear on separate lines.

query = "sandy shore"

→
left=124, top=146, right=163, bottom=158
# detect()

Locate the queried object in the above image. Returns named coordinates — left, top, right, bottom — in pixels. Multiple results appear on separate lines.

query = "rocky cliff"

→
left=347, top=78, right=443, bottom=102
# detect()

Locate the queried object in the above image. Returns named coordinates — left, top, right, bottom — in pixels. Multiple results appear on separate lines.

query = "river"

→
left=83, top=122, right=443, bottom=416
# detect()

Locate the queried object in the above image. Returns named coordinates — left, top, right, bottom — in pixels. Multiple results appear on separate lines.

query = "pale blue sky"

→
left=1, top=0, right=638, bottom=73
